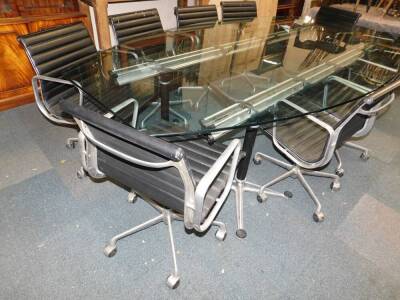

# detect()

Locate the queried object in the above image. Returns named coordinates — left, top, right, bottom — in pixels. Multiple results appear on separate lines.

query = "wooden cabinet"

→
left=276, top=0, right=303, bottom=24
left=0, top=1, right=90, bottom=111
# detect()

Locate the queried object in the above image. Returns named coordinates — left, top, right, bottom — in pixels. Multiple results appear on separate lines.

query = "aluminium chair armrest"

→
left=362, top=75, right=400, bottom=109
left=60, top=101, right=184, bottom=162
left=32, top=74, right=83, bottom=126
left=360, top=92, right=396, bottom=115
left=175, top=32, right=200, bottom=49
left=193, top=138, right=242, bottom=232
left=109, top=47, right=140, bottom=62
left=102, top=47, right=142, bottom=73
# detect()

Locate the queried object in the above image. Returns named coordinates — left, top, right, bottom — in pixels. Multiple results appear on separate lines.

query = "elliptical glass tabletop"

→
left=47, top=17, right=400, bottom=140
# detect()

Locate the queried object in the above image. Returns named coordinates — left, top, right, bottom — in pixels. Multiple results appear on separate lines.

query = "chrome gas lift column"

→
left=230, top=125, right=292, bottom=239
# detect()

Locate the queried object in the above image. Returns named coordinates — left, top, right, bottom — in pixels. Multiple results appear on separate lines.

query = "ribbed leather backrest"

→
left=175, top=5, right=218, bottom=29
left=18, top=22, right=97, bottom=77
left=109, top=9, right=164, bottom=45
left=315, top=6, right=361, bottom=32
left=221, top=1, right=257, bottom=22
left=18, top=22, right=98, bottom=117
left=61, top=101, right=231, bottom=220
left=96, top=129, right=187, bottom=214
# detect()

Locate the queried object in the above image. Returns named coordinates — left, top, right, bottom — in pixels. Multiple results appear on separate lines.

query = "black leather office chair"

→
left=18, top=22, right=97, bottom=126
left=315, top=5, right=361, bottom=30
left=318, top=53, right=399, bottom=176
left=60, top=101, right=242, bottom=289
left=109, top=9, right=196, bottom=127
left=221, top=1, right=257, bottom=22
left=295, top=6, right=361, bottom=53
left=18, top=22, right=139, bottom=150
left=175, top=5, right=218, bottom=29
left=253, top=74, right=399, bottom=222
left=166, top=5, right=218, bottom=120
left=109, top=9, right=164, bottom=45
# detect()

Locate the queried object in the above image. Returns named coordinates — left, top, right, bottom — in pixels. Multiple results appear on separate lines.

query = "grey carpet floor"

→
left=1, top=101, right=400, bottom=299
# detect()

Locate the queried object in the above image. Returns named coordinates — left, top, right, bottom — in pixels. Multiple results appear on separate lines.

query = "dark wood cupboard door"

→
left=0, top=0, right=90, bottom=111
left=0, top=22, right=34, bottom=111
left=178, top=0, right=188, bottom=6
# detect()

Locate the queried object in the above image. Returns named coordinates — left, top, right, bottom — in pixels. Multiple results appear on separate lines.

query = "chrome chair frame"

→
left=322, top=74, right=396, bottom=176
left=253, top=78, right=400, bottom=222
left=32, top=75, right=139, bottom=150
left=70, top=108, right=243, bottom=288
left=335, top=91, right=396, bottom=175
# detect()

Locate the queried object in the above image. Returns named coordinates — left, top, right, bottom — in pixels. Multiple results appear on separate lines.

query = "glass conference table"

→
left=56, top=17, right=400, bottom=184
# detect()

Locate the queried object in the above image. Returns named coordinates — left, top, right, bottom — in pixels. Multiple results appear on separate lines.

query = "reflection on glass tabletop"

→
left=57, top=17, right=400, bottom=140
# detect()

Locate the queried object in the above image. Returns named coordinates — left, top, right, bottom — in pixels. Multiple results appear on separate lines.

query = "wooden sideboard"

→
left=0, top=1, right=91, bottom=111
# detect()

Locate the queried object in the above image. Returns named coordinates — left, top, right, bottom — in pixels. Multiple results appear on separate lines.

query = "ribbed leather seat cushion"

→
left=287, top=78, right=364, bottom=126
left=265, top=116, right=330, bottom=163
left=109, top=9, right=164, bottom=44
left=265, top=82, right=365, bottom=163
left=176, top=5, right=218, bottom=29
left=95, top=125, right=231, bottom=220
left=221, top=1, right=257, bottom=22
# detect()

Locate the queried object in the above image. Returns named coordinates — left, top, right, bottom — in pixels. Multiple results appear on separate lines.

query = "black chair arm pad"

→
left=61, top=101, right=184, bottom=162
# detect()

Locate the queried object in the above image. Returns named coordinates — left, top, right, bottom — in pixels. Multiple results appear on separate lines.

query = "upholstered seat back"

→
left=109, top=9, right=164, bottom=45
left=18, top=22, right=98, bottom=118
left=266, top=78, right=368, bottom=164
left=294, top=6, right=360, bottom=52
left=315, top=6, right=361, bottom=32
left=61, top=101, right=232, bottom=221
left=175, top=5, right=218, bottom=29
left=18, top=22, right=97, bottom=78
left=96, top=127, right=231, bottom=219
left=221, top=1, right=257, bottom=22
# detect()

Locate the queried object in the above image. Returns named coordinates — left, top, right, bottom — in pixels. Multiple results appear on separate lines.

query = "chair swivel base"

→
left=334, top=142, right=370, bottom=177
left=231, top=178, right=291, bottom=239
left=103, top=198, right=227, bottom=289
left=253, top=152, right=341, bottom=223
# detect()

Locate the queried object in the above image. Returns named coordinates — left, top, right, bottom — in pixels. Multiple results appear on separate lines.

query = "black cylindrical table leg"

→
left=159, top=72, right=173, bottom=121
left=236, top=126, right=258, bottom=180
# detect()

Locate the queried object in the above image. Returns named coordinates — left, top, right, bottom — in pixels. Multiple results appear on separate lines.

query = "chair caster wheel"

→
left=284, top=191, right=293, bottom=198
left=360, top=152, right=370, bottom=161
left=257, top=193, right=268, bottom=203
left=128, top=192, right=137, bottom=203
left=253, top=157, right=261, bottom=165
left=335, top=168, right=344, bottom=177
left=313, top=211, right=325, bottom=223
left=66, top=142, right=75, bottom=149
left=76, top=167, right=85, bottom=179
left=330, top=181, right=341, bottom=192
left=104, top=244, right=117, bottom=257
left=166, top=274, right=180, bottom=289
left=236, top=229, right=247, bottom=239
left=215, top=228, right=227, bottom=241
